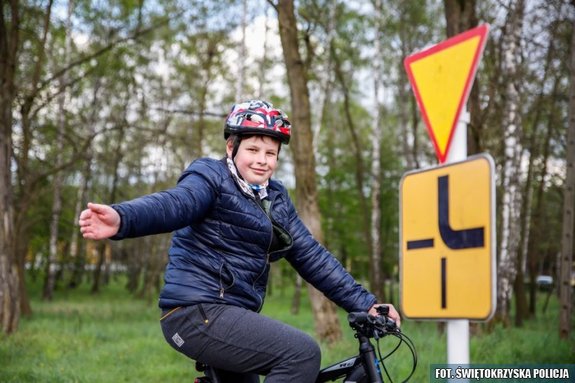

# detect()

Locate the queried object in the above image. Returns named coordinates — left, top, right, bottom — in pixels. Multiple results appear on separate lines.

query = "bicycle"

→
left=194, top=305, right=417, bottom=383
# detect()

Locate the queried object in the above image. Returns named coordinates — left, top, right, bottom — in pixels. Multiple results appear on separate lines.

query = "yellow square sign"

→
left=400, top=154, right=496, bottom=320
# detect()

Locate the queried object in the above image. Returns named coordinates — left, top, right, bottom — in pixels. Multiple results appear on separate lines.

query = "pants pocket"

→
left=160, top=305, right=209, bottom=360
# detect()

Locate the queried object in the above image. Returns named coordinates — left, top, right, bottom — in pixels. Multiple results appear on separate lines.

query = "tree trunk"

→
left=522, top=77, right=559, bottom=323
left=397, top=6, right=416, bottom=170
left=12, top=0, right=53, bottom=320
left=559, top=7, right=575, bottom=339
left=513, top=144, right=532, bottom=326
left=369, top=0, right=385, bottom=302
left=43, top=131, right=64, bottom=299
left=15, top=232, right=31, bottom=316
left=524, top=34, right=558, bottom=317
left=0, top=117, right=19, bottom=334
left=274, top=0, right=342, bottom=343
left=44, top=0, right=73, bottom=300
left=0, top=0, right=21, bottom=334
left=496, top=0, right=525, bottom=325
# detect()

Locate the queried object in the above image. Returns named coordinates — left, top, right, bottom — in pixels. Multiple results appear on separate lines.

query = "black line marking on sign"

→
left=441, top=257, right=447, bottom=309
left=406, top=238, right=434, bottom=249
left=438, top=175, right=485, bottom=249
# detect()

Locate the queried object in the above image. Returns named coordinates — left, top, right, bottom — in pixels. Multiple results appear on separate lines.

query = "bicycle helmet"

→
left=224, top=99, right=291, bottom=144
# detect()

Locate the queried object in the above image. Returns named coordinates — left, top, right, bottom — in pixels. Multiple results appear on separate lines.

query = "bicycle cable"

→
left=375, top=329, right=418, bottom=383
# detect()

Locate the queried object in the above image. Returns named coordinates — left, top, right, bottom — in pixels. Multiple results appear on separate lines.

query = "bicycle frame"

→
left=315, top=355, right=363, bottom=382
left=316, top=332, right=382, bottom=382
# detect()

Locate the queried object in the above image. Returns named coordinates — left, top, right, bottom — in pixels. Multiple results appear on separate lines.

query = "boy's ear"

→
left=226, top=139, right=234, bottom=157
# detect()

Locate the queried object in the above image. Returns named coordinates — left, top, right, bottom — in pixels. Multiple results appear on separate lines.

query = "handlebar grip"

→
left=347, top=312, right=370, bottom=324
left=348, top=310, right=398, bottom=337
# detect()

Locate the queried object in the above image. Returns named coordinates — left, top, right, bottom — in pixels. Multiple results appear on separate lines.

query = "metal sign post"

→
left=446, top=108, right=470, bottom=365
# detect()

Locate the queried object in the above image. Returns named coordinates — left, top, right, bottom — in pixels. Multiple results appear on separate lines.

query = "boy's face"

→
left=227, top=135, right=280, bottom=185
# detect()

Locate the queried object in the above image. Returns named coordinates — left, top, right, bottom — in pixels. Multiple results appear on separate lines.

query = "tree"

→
left=370, top=0, right=386, bottom=302
left=559, top=0, right=575, bottom=339
left=496, top=0, right=525, bottom=325
left=394, top=0, right=443, bottom=169
left=44, top=0, right=74, bottom=301
left=519, top=3, right=567, bottom=324
left=331, top=24, right=375, bottom=300
left=0, top=0, right=20, bottom=335
left=273, top=0, right=342, bottom=343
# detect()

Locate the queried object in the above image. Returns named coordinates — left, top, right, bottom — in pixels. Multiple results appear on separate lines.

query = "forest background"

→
left=0, top=0, right=574, bottom=378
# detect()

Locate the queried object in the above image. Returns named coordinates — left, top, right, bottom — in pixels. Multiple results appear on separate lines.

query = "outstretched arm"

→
left=79, top=202, right=121, bottom=240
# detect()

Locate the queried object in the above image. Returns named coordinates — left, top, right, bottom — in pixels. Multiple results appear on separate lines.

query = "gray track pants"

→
left=160, top=303, right=321, bottom=382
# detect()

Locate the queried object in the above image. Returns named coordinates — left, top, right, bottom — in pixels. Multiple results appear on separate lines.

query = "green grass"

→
left=1, top=278, right=573, bottom=382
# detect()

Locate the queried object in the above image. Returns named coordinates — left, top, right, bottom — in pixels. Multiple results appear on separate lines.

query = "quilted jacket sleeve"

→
left=283, top=197, right=377, bottom=313
left=111, top=159, right=220, bottom=239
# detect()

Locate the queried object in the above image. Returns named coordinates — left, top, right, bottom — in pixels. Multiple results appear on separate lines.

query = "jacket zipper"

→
left=218, top=262, right=235, bottom=299
left=216, top=197, right=273, bottom=302
left=252, top=197, right=274, bottom=312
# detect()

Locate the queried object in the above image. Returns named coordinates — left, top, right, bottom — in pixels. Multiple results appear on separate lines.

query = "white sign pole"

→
left=446, top=108, right=469, bottom=163
left=446, top=107, right=470, bottom=368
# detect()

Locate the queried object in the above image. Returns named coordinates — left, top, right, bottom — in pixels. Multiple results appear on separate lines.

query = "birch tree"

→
left=497, top=0, right=525, bottom=324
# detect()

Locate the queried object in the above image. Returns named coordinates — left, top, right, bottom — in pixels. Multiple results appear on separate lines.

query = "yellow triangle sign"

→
left=404, top=24, right=489, bottom=163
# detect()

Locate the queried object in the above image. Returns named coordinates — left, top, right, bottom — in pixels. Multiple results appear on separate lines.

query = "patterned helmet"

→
left=224, top=100, right=291, bottom=144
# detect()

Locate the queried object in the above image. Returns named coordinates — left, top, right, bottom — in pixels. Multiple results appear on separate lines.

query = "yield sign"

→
left=404, top=24, right=489, bottom=163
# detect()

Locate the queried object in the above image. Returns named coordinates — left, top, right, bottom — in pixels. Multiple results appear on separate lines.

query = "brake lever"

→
left=374, top=314, right=399, bottom=337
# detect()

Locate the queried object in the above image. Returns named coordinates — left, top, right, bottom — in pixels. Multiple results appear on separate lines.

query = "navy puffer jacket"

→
left=111, top=158, right=376, bottom=313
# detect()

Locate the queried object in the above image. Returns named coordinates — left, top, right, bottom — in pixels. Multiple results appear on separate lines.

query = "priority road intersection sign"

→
left=400, top=154, right=496, bottom=320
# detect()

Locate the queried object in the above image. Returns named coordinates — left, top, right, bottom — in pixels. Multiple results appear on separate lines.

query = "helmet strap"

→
left=231, top=137, right=242, bottom=160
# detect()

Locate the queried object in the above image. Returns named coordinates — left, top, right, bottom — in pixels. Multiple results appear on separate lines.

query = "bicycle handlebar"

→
left=347, top=310, right=398, bottom=339
left=348, top=306, right=418, bottom=382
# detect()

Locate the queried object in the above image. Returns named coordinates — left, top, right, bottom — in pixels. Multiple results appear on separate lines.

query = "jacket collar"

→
left=224, top=157, right=269, bottom=200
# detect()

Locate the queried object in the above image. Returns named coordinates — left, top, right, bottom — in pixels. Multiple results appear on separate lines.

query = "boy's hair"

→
left=227, top=134, right=281, bottom=159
